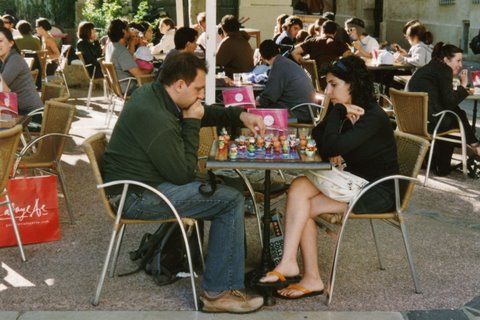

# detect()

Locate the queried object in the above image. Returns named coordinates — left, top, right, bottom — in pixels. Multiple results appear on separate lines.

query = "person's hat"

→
left=135, top=46, right=154, bottom=61
left=345, top=17, right=365, bottom=29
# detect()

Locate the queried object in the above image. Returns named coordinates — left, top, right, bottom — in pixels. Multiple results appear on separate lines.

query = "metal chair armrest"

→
left=118, top=77, right=137, bottom=99
left=345, top=175, right=419, bottom=221
left=431, top=110, right=466, bottom=140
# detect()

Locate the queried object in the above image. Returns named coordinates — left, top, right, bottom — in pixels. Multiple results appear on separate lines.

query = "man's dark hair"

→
left=322, top=11, right=335, bottom=21
left=259, top=39, right=279, bottom=60
left=16, top=20, right=32, bottom=35
left=283, top=16, right=303, bottom=30
left=322, top=20, right=337, bottom=35
left=35, top=17, right=52, bottom=31
left=159, top=52, right=208, bottom=86
left=174, top=27, right=197, bottom=50
left=108, top=19, right=128, bottom=42
left=221, top=15, right=241, bottom=33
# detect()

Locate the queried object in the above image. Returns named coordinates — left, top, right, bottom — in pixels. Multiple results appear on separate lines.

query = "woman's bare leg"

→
left=260, top=176, right=346, bottom=283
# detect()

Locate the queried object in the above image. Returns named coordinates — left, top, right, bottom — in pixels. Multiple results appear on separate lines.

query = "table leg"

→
left=472, top=100, right=478, bottom=135
left=260, top=169, right=275, bottom=305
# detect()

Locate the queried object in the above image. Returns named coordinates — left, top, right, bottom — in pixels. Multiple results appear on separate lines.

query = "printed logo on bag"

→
left=0, top=198, right=49, bottom=222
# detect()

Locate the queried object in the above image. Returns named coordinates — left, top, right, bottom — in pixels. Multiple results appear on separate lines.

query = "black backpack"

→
left=470, top=32, right=480, bottom=55
left=119, top=222, right=202, bottom=286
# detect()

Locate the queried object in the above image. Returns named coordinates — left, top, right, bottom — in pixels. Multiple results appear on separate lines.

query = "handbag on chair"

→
left=305, top=167, right=368, bottom=203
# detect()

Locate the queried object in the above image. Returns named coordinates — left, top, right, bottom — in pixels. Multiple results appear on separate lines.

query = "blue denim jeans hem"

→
left=121, top=180, right=245, bottom=291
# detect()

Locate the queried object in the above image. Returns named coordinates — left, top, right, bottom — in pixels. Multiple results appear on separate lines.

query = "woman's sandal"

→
left=257, top=270, right=301, bottom=288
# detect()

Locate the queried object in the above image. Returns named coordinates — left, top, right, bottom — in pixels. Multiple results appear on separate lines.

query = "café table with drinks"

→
left=206, top=126, right=331, bottom=305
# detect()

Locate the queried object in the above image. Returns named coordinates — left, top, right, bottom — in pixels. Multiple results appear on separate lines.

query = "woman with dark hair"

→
left=259, top=55, right=399, bottom=299
left=0, top=27, right=43, bottom=116
left=35, top=17, right=60, bottom=75
left=76, top=21, right=103, bottom=78
left=408, top=42, right=480, bottom=175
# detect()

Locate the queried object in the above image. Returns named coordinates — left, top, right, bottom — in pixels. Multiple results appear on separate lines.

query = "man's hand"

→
left=183, top=100, right=204, bottom=119
left=239, top=112, right=265, bottom=136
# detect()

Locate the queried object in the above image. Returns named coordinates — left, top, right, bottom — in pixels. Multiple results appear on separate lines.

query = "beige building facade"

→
left=238, top=0, right=480, bottom=56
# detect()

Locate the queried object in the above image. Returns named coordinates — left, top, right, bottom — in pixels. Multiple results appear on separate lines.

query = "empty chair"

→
left=41, top=82, right=69, bottom=104
left=53, top=44, right=72, bottom=96
left=0, top=125, right=27, bottom=262
left=13, top=101, right=77, bottom=224
left=101, top=61, right=136, bottom=127
left=83, top=132, right=203, bottom=309
left=300, top=59, right=321, bottom=92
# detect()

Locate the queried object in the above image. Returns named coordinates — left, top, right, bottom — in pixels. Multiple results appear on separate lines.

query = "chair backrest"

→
left=36, top=49, right=48, bottom=79
left=389, top=88, right=429, bottom=138
left=300, top=59, right=321, bottom=91
left=34, top=101, right=76, bottom=163
left=198, top=127, right=217, bottom=173
left=83, top=132, right=116, bottom=219
left=102, top=61, right=125, bottom=99
left=24, top=57, right=35, bottom=69
left=31, top=69, right=39, bottom=83
left=0, top=125, right=22, bottom=193
left=41, top=82, right=68, bottom=103
left=57, top=44, right=72, bottom=72
left=394, top=131, right=429, bottom=210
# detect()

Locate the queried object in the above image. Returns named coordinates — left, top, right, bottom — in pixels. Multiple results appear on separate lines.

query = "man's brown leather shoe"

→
left=200, top=289, right=264, bottom=313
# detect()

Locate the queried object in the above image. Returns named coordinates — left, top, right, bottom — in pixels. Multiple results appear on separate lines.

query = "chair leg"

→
left=326, top=214, right=350, bottom=306
left=86, top=80, right=94, bottom=109
left=56, top=163, right=75, bottom=224
left=92, top=222, right=121, bottom=306
left=234, top=169, right=263, bottom=247
left=4, top=196, right=26, bottom=262
left=194, top=221, right=205, bottom=271
left=178, top=221, right=199, bottom=310
left=398, top=216, right=422, bottom=294
left=109, top=224, right=126, bottom=278
left=369, top=220, right=385, bottom=270
left=61, top=72, right=70, bottom=96
left=105, top=99, right=116, bottom=128
left=424, top=138, right=436, bottom=186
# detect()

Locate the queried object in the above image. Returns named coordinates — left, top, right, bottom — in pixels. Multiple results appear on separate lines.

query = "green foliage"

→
left=132, top=0, right=150, bottom=23
left=82, top=0, right=125, bottom=30
left=13, top=0, right=76, bottom=28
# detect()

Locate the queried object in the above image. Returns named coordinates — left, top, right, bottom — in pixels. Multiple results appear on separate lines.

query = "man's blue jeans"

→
left=121, top=180, right=245, bottom=292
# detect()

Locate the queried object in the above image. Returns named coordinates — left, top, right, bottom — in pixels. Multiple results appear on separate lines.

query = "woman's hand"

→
left=459, top=69, right=469, bottom=88
left=343, top=103, right=365, bottom=123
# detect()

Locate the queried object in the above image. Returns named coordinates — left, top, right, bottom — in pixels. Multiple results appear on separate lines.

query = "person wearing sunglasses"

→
left=345, top=17, right=379, bottom=59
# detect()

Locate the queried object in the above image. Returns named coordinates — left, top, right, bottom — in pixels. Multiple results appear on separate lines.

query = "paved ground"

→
left=1, top=83, right=479, bottom=320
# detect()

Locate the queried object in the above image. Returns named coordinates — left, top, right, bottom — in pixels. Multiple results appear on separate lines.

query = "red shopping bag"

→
left=0, top=175, right=61, bottom=247
left=0, top=92, right=18, bottom=116
left=222, top=86, right=256, bottom=109
left=248, top=108, right=288, bottom=130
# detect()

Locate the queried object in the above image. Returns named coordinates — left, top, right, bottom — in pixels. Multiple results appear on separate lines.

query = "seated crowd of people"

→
left=2, top=8, right=479, bottom=315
